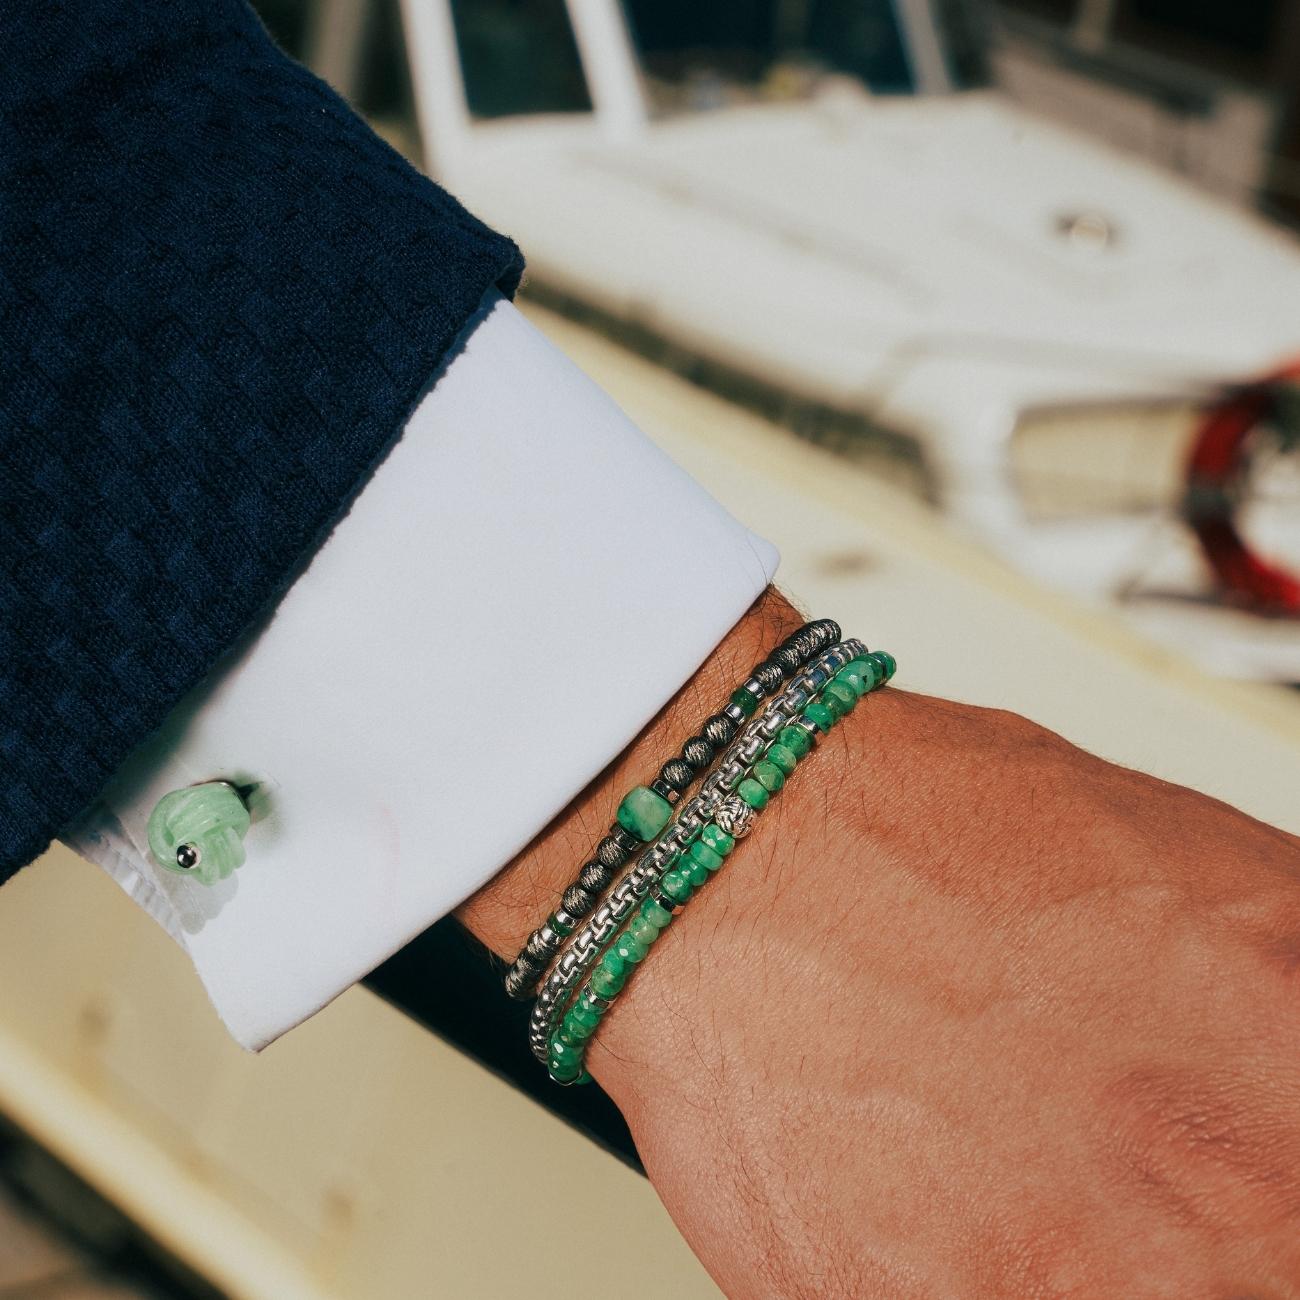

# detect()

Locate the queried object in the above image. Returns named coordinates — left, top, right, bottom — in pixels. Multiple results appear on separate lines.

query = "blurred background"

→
left=262, top=0, right=1300, bottom=683
left=5, top=3, right=1300, bottom=1297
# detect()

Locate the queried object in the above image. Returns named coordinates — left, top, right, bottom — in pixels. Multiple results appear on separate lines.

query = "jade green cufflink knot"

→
left=147, top=781, right=251, bottom=886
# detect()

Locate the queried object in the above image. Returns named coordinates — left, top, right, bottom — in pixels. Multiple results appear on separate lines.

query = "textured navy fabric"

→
left=0, top=0, right=523, bottom=881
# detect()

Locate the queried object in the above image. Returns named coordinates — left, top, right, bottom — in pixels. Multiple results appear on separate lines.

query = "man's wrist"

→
left=453, top=586, right=807, bottom=959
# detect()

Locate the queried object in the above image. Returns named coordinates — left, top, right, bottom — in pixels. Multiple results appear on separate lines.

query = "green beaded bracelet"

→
left=546, top=646, right=896, bottom=1084
left=527, top=636, right=868, bottom=1066
left=505, top=619, right=846, bottom=1000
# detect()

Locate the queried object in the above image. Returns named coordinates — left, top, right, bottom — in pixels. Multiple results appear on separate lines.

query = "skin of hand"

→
left=458, top=588, right=1300, bottom=1299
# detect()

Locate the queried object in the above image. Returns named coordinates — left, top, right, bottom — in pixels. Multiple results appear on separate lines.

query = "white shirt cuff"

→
left=62, top=293, right=778, bottom=1050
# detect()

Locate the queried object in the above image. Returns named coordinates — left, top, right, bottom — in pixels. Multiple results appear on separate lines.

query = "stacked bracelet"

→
left=546, top=643, right=896, bottom=1084
left=503, top=618, right=843, bottom=999
left=529, top=638, right=866, bottom=1063
left=528, top=637, right=883, bottom=1066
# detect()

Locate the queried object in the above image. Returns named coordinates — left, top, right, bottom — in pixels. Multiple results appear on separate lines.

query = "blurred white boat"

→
left=394, top=0, right=1300, bottom=679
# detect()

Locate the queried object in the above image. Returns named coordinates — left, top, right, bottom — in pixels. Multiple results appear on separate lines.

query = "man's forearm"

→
left=458, top=590, right=1300, bottom=1298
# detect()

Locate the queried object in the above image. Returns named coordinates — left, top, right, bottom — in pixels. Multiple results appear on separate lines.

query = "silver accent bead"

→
left=714, top=794, right=757, bottom=839
left=175, top=843, right=201, bottom=870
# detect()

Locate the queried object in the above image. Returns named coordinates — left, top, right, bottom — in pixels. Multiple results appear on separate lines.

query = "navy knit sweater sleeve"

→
left=0, top=0, right=523, bottom=882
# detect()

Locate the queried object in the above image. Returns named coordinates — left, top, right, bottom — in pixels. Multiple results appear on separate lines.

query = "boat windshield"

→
left=447, top=0, right=987, bottom=122
left=624, top=0, right=987, bottom=112
left=450, top=0, right=593, bottom=118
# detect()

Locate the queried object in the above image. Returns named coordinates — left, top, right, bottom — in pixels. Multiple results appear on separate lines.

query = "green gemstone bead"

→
left=570, top=1001, right=601, bottom=1032
left=766, top=743, right=799, bottom=776
left=556, top=1025, right=579, bottom=1048
left=846, top=657, right=881, bottom=691
left=804, top=702, right=835, bottom=733
left=574, top=1070, right=593, bottom=1086
left=661, top=868, right=693, bottom=903
left=629, top=915, right=659, bottom=947
left=641, top=897, right=673, bottom=928
left=823, top=682, right=857, bottom=716
left=615, top=931, right=648, bottom=964
left=847, top=650, right=878, bottom=681
left=686, top=840, right=723, bottom=873
left=577, top=992, right=604, bottom=1017
left=753, top=760, right=785, bottom=793
left=146, top=781, right=251, bottom=886
left=699, top=823, right=735, bottom=856
left=730, top=686, right=760, bottom=717
left=685, top=857, right=710, bottom=888
left=616, top=785, right=673, bottom=842
left=834, top=666, right=868, bottom=697
left=777, top=724, right=812, bottom=758
left=738, top=777, right=769, bottom=810
left=868, top=650, right=896, bottom=681
left=563, top=1011, right=595, bottom=1041
left=548, top=1038, right=581, bottom=1078
left=548, top=911, right=573, bottom=938
left=590, top=965, right=624, bottom=998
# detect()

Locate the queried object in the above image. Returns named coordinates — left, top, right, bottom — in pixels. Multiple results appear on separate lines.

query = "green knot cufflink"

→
left=147, top=781, right=251, bottom=886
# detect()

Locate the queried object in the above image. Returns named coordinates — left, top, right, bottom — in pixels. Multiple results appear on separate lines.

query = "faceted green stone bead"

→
left=601, top=950, right=626, bottom=978
left=574, top=1070, right=593, bottom=1086
left=699, top=823, right=735, bottom=856
left=777, top=724, right=813, bottom=758
left=753, top=760, right=785, bottom=793
left=556, top=1025, right=579, bottom=1048
left=590, top=965, right=624, bottom=998
left=823, top=682, right=857, bottom=716
left=661, top=868, right=693, bottom=903
left=685, top=857, right=711, bottom=888
left=147, top=781, right=251, bottom=886
left=804, top=702, right=835, bottom=733
left=686, top=840, right=723, bottom=873
left=616, top=785, right=673, bottom=842
left=563, top=1011, right=595, bottom=1042
left=641, top=897, right=673, bottom=928
left=737, top=777, right=769, bottom=810
left=834, top=666, right=868, bottom=697
left=548, top=1038, right=581, bottom=1079
left=766, top=743, right=798, bottom=776
left=548, top=912, right=573, bottom=938
left=846, top=657, right=881, bottom=691
left=615, top=931, right=648, bottom=964
left=629, top=915, right=659, bottom=947
left=570, top=1001, right=601, bottom=1032
left=730, top=686, right=760, bottom=717
left=550, top=1059, right=582, bottom=1083
left=868, top=650, right=897, bottom=682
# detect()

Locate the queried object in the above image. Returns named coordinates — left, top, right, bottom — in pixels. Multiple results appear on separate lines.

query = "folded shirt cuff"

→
left=62, top=293, right=778, bottom=1050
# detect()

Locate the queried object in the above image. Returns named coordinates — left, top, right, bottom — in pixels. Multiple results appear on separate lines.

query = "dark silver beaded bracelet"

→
left=502, top=617, right=841, bottom=999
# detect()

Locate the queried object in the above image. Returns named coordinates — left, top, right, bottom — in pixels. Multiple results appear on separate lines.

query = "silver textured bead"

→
left=714, top=793, right=757, bottom=839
